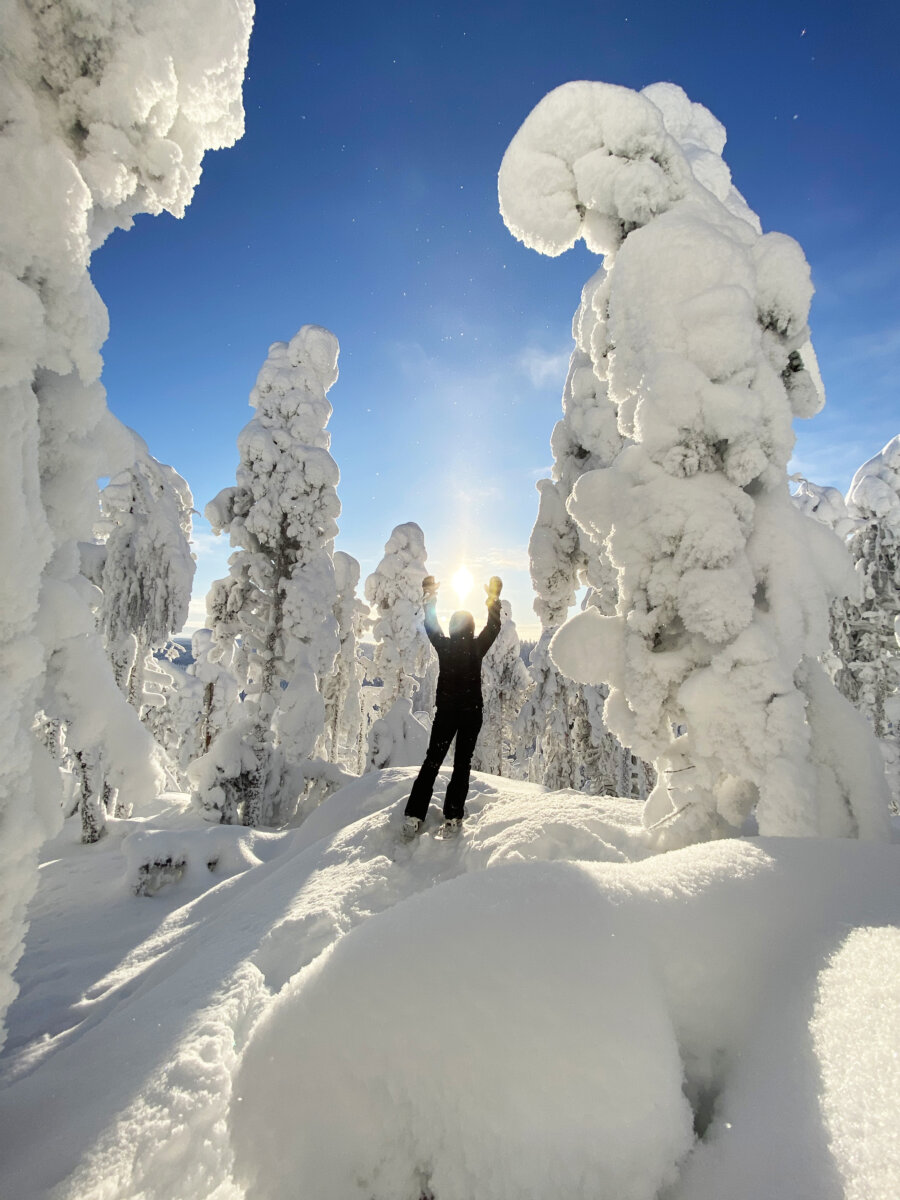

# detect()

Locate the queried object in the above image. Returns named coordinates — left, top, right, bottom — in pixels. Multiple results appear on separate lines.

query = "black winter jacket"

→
left=425, top=598, right=502, bottom=710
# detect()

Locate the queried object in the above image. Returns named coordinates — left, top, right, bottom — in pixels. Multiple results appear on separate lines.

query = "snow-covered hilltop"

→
left=0, top=774, right=897, bottom=1200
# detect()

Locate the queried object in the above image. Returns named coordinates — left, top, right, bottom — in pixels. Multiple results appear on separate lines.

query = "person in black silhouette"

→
left=401, top=574, right=502, bottom=838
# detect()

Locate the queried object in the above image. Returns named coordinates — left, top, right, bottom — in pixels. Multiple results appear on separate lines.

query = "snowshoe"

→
left=434, top=817, right=463, bottom=839
left=399, top=815, right=422, bottom=842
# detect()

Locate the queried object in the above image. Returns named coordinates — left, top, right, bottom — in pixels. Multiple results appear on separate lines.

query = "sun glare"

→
left=452, top=566, right=473, bottom=606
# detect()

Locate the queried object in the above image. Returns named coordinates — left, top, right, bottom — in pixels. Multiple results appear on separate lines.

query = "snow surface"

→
left=1, top=773, right=898, bottom=1199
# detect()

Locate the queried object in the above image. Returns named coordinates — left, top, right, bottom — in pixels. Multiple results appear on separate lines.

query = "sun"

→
left=452, top=566, right=473, bottom=606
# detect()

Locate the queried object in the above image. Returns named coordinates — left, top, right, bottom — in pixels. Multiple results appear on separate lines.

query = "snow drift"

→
left=0, top=774, right=898, bottom=1199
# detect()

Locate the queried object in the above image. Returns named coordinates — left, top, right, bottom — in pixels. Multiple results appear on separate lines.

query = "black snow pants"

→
left=404, top=704, right=483, bottom=822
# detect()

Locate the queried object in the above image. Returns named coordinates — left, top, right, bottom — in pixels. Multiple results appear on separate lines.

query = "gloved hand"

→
left=422, top=575, right=439, bottom=601
left=485, top=576, right=502, bottom=602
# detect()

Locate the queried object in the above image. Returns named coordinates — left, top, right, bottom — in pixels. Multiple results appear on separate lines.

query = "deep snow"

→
left=0, top=772, right=898, bottom=1199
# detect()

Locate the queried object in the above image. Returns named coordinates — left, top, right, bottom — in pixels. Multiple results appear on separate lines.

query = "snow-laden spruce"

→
left=321, top=551, right=370, bottom=771
left=191, top=327, right=344, bottom=826
left=185, top=628, right=241, bottom=761
left=842, top=437, right=900, bottom=740
left=96, top=437, right=195, bottom=709
left=0, top=0, right=251, bottom=1045
left=363, top=522, right=436, bottom=768
left=500, top=80, right=890, bottom=843
left=824, top=436, right=900, bottom=811
left=792, top=454, right=900, bottom=810
left=472, top=600, right=532, bottom=776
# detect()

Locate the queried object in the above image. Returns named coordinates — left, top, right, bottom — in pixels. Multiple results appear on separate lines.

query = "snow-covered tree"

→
left=501, top=80, right=890, bottom=845
left=792, top=459, right=900, bottom=812
left=184, top=628, right=241, bottom=762
left=840, top=438, right=900, bottom=740
left=791, top=477, right=857, bottom=540
left=366, top=698, right=430, bottom=771
left=521, top=484, right=581, bottom=788
left=363, top=523, right=436, bottom=759
left=517, top=630, right=575, bottom=788
left=473, top=600, right=532, bottom=776
left=189, top=326, right=342, bottom=827
left=321, top=551, right=369, bottom=768
left=96, top=438, right=195, bottom=713
left=0, top=0, right=251, bottom=1042
left=524, top=277, right=651, bottom=795
left=790, top=475, right=860, bottom=689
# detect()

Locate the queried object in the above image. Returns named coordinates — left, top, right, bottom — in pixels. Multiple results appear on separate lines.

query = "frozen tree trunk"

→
left=39, top=716, right=63, bottom=765
left=107, top=635, right=138, bottom=695
left=501, top=79, right=890, bottom=844
left=74, top=751, right=106, bottom=844
left=201, top=682, right=216, bottom=752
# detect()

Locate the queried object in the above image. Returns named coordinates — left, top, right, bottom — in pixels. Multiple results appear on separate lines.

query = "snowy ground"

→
left=1, top=771, right=898, bottom=1200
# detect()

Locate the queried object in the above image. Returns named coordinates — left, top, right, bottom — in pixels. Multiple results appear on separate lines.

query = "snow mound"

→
left=2, top=771, right=899, bottom=1200
left=232, top=860, right=694, bottom=1200
left=231, top=806, right=900, bottom=1200
left=810, top=926, right=900, bottom=1200
left=122, top=826, right=286, bottom=895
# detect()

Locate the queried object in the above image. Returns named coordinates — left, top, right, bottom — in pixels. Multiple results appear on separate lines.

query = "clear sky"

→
left=90, top=0, right=900, bottom=640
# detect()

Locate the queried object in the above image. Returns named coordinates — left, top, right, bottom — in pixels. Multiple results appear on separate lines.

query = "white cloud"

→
left=516, top=345, right=570, bottom=388
left=180, top=595, right=209, bottom=636
left=191, top=528, right=228, bottom=558
left=470, top=547, right=530, bottom=572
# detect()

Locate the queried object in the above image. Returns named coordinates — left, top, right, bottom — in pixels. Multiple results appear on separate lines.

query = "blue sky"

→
left=90, top=0, right=900, bottom=638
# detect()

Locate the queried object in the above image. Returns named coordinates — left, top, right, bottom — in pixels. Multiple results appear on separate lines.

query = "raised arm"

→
left=476, top=576, right=503, bottom=655
left=422, top=576, right=445, bottom=646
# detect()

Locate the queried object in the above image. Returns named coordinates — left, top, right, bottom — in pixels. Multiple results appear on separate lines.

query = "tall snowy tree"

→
left=184, top=628, right=241, bottom=763
left=517, top=629, right=575, bottom=788
left=321, top=551, right=369, bottom=769
left=500, top=80, right=890, bottom=845
left=792, top=459, right=900, bottom=812
left=840, top=437, right=900, bottom=741
left=473, top=600, right=532, bottom=776
left=0, top=0, right=251, bottom=1042
left=363, top=522, right=436, bottom=768
left=790, top=475, right=861, bottom=689
left=96, top=437, right=196, bottom=712
left=189, top=326, right=342, bottom=827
